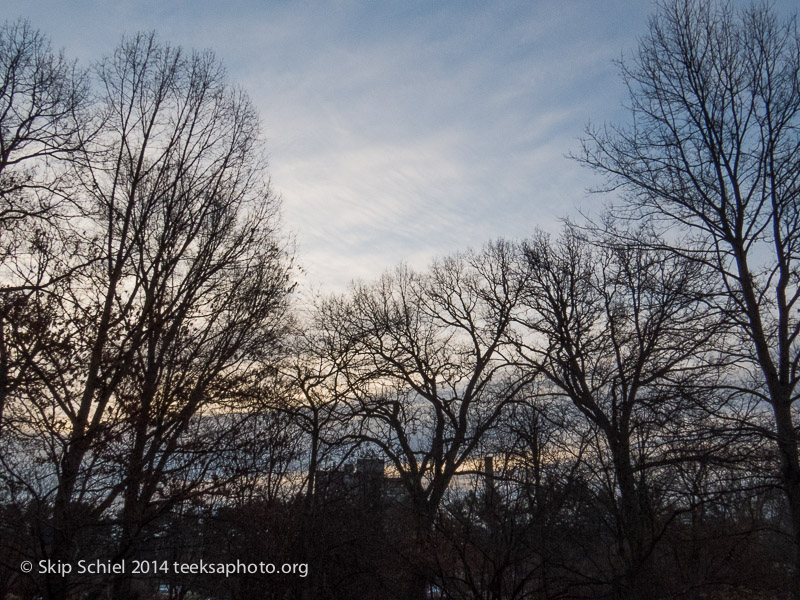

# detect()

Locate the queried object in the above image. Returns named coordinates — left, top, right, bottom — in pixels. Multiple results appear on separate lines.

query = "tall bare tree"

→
left=316, top=242, right=531, bottom=599
left=515, top=227, right=723, bottom=598
left=320, top=242, right=529, bottom=525
left=0, top=32, right=294, bottom=600
left=578, top=0, right=800, bottom=590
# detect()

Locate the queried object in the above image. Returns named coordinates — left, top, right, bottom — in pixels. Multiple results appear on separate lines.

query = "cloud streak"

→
left=9, top=0, right=791, bottom=290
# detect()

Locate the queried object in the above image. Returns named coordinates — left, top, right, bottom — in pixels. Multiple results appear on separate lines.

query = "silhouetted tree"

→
left=0, top=19, right=90, bottom=439
left=578, top=0, right=800, bottom=592
left=515, top=227, right=724, bottom=598
left=0, top=30, right=291, bottom=600
left=317, top=242, right=532, bottom=598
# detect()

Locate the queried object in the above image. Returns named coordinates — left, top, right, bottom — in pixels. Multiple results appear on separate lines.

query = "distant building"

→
left=315, top=458, right=409, bottom=513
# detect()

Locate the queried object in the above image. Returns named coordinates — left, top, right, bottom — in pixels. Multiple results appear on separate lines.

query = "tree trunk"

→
left=610, top=437, right=652, bottom=600
left=773, top=398, right=800, bottom=599
left=47, top=436, right=91, bottom=600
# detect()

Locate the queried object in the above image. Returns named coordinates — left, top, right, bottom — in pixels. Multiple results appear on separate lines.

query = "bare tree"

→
left=515, top=226, right=724, bottom=598
left=316, top=242, right=530, bottom=598
left=0, top=20, right=90, bottom=440
left=430, top=395, right=599, bottom=600
left=321, top=243, right=529, bottom=523
left=272, top=327, right=355, bottom=513
left=0, top=31, right=294, bottom=600
left=0, top=24, right=93, bottom=598
left=578, top=0, right=800, bottom=591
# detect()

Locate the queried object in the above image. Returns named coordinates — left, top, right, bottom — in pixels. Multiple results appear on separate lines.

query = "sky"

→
left=4, top=0, right=796, bottom=292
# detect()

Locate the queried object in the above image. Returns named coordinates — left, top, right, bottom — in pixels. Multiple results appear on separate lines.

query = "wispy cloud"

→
left=14, top=0, right=788, bottom=290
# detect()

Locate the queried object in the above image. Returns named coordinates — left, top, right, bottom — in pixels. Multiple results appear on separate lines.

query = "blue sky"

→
left=4, top=1, right=794, bottom=291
